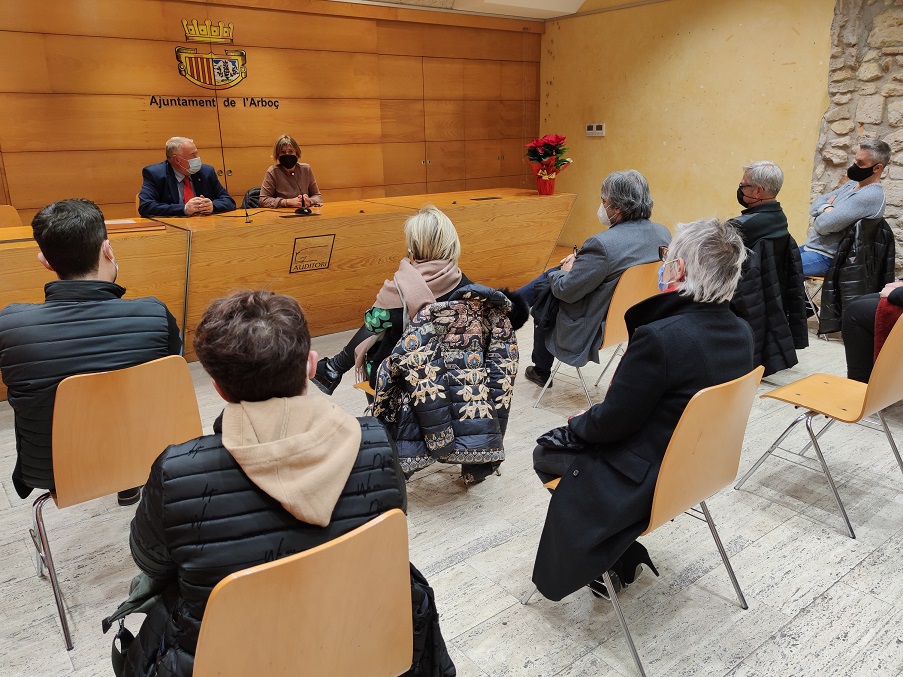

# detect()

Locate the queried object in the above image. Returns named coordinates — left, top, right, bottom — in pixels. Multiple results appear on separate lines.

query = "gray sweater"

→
left=804, top=181, right=886, bottom=257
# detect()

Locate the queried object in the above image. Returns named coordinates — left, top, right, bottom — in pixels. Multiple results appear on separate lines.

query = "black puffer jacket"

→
left=0, top=280, right=180, bottom=497
left=124, top=416, right=407, bottom=677
left=372, top=284, right=518, bottom=475
left=818, top=218, right=896, bottom=334
left=730, top=235, right=808, bottom=376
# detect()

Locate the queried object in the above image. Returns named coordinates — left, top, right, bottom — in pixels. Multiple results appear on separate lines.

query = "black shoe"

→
left=524, top=366, right=552, bottom=388
left=312, top=357, right=342, bottom=395
left=117, top=486, right=142, bottom=506
left=461, top=461, right=502, bottom=485
left=613, top=541, right=660, bottom=586
left=588, top=570, right=623, bottom=601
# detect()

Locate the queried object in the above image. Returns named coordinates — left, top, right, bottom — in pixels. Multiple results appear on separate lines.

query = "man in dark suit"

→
left=531, top=217, right=754, bottom=602
left=138, top=136, right=235, bottom=217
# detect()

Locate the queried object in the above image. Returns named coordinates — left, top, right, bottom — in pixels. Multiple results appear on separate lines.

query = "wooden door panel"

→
left=382, top=142, right=427, bottom=186
left=426, top=141, right=465, bottom=183
left=379, top=55, right=423, bottom=99
left=463, top=141, right=500, bottom=180
left=500, top=139, right=528, bottom=177
left=464, top=100, right=504, bottom=140
left=424, top=100, right=464, bottom=141
left=380, top=100, right=425, bottom=143
left=463, top=60, right=501, bottom=100
left=423, top=58, right=464, bottom=100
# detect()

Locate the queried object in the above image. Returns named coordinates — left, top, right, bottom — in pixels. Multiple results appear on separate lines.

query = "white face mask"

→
left=186, top=157, right=203, bottom=175
left=597, top=203, right=612, bottom=228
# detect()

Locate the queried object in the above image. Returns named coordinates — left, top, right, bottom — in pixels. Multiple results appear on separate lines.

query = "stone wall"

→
left=814, top=0, right=903, bottom=270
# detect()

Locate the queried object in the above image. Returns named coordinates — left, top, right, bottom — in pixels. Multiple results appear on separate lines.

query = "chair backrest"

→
left=643, top=366, right=764, bottom=534
left=194, top=509, right=413, bottom=677
left=135, top=193, right=140, bottom=216
left=600, top=261, right=661, bottom=350
left=51, top=355, right=202, bottom=508
left=0, top=204, right=22, bottom=228
left=862, top=315, right=903, bottom=418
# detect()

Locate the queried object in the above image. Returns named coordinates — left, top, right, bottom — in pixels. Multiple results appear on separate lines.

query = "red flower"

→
left=541, top=134, right=566, bottom=146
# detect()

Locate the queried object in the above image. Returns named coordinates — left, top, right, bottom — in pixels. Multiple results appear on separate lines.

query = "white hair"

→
left=165, top=136, right=193, bottom=158
left=742, top=161, right=784, bottom=196
left=669, top=218, right=746, bottom=303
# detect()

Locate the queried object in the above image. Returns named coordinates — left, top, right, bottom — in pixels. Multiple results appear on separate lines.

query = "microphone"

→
left=245, top=207, right=252, bottom=224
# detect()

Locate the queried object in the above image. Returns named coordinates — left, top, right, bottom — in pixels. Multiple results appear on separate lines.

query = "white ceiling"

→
left=327, top=0, right=585, bottom=20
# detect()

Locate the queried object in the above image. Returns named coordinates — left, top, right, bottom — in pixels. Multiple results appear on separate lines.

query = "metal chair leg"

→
left=603, top=570, right=647, bottom=677
left=699, top=501, right=747, bottom=610
left=804, top=414, right=855, bottom=539
left=520, top=585, right=537, bottom=605
left=734, top=411, right=807, bottom=489
left=798, top=417, right=835, bottom=456
left=877, top=410, right=903, bottom=476
left=29, top=492, right=73, bottom=650
left=593, top=344, right=624, bottom=387
left=533, top=361, right=561, bottom=408
left=575, top=367, right=593, bottom=409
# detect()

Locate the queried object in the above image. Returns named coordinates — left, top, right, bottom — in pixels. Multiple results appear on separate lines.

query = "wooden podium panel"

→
left=176, top=189, right=573, bottom=361
left=0, top=223, right=189, bottom=400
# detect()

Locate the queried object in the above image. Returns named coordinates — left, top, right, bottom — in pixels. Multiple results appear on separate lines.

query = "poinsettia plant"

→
left=525, top=134, right=573, bottom=179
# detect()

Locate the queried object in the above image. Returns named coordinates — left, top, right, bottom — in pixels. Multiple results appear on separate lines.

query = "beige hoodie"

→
left=220, top=395, right=362, bottom=527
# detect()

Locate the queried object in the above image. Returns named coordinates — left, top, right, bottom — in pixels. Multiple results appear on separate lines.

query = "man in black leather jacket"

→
left=0, top=199, right=181, bottom=502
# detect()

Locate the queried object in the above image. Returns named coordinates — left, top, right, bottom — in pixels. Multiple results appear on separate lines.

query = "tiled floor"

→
left=2, top=323, right=902, bottom=676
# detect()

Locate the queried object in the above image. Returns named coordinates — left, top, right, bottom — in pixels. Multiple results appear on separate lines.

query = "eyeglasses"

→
left=658, top=245, right=669, bottom=262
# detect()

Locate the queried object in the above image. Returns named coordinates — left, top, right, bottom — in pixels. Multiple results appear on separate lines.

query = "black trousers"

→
left=533, top=444, right=579, bottom=484
left=842, top=293, right=879, bottom=383
left=328, top=326, right=374, bottom=375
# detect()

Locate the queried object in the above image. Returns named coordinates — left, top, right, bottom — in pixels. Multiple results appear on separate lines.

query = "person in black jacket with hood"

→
left=122, top=290, right=410, bottom=677
left=0, top=199, right=181, bottom=505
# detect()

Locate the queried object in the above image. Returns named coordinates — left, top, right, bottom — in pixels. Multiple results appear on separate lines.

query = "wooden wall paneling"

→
left=380, top=100, right=425, bottom=143
left=0, top=153, right=9, bottom=205
left=203, top=7, right=378, bottom=53
left=463, top=141, right=501, bottom=180
left=380, top=22, right=538, bottom=61
left=499, top=174, right=530, bottom=190
left=382, top=142, right=427, bottom=186
left=500, top=61, right=526, bottom=101
left=426, top=179, right=466, bottom=194
left=499, top=101, right=526, bottom=140
left=523, top=61, right=541, bottom=101
left=0, top=32, right=53, bottom=93
left=4, top=149, right=172, bottom=210
left=424, top=100, right=464, bottom=141
left=0, top=94, right=222, bottom=152
left=500, top=138, right=528, bottom=177
left=425, top=141, right=465, bottom=183
left=422, top=59, right=464, bottom=100
left=216, top=98, right=383, bottom=148
left=15, top=203, right=138, bottom=224
left=524, top=100, right=540, bottom=140
left=324, top=185, right=387, bottom=202
left=464, top=101, right=504, bottom=141
left=222, top=144, right=386, bottom=199
left=219, top=47, right=380, bottom=99
left=465, top=177, right=503, bottom=191
left=375, top=20, right=426, bottom=58
left=378, top=56, right=423, bottom=100
left=0, top=0, right=201, bottom=42
left=463, top=60, right=501, bottom=100
left=385, top=182, right=427, bottom=197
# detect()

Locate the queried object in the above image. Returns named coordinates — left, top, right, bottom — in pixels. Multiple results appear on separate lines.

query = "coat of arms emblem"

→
left=175, top=19, right=247, bottom=90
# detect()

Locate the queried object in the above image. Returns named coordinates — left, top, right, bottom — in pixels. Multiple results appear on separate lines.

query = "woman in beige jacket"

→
left=258, top=134, right=323, bottom=208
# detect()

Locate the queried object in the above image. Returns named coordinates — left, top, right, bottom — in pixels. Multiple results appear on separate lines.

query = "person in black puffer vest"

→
left=0, top=199, right=181, bottom=503
left=122, top=290, right=410, bottom=677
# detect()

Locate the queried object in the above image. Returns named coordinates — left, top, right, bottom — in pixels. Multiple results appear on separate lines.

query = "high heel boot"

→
left=612, top=541, right=659, bottom=587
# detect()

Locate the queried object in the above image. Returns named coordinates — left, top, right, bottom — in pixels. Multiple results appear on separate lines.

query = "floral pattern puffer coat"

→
left=372, top=284, right=518, bottom=476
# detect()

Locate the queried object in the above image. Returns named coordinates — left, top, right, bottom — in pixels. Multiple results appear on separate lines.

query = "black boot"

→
left=612, top=541, right=659, bottom=586
left=312, top=357, right=343, bottom=395
left=461, top=461, right=502, bottom=485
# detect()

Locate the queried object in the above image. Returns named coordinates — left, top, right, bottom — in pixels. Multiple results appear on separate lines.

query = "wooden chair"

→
left=0, top=204, right=22, bottom=228
left=193, top=509, right=412, bottom=677
left=524, top=366, right=764, bottom=677
left=534, top=261, right=660, bottom=409
left=735, top=317, right=903, bottom=539
left=134, top=193, right=140, bottom=216
left=30, top=356, right=202, bottom=650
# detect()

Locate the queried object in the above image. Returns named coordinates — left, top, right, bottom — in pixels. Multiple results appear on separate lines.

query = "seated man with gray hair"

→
left=733, top=160, right=789, bottom=245
left=138, top=136, right=235, bottom=217
left=799, top=138, right=890, bottom=276
left=520, top=169, right=671, bottom=387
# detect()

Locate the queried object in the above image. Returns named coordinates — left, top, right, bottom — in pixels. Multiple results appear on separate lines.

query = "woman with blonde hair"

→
left=258, top=134, right=322, bottom=209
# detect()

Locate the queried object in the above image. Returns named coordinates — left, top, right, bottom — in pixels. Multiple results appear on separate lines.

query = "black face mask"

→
left=737, top=186, right=750, bottom=208
left=847, top=162, right=877, bottom=182
left=278, top=154, right=299, bottom=169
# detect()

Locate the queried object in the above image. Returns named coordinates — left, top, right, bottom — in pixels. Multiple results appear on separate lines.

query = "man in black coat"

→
left=138, top=136, right=235, bottom=217
left=729, top=160, right=807, bottom=376
left=532, top=218, right=754, bottom=602
left=0, top=199, right=181, bottom=503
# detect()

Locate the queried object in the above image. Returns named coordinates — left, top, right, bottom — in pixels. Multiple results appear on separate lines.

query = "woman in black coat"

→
left=532, top=218, right=755, bottom=602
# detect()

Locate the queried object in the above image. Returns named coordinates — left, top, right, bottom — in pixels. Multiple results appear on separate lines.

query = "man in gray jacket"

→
left=523, top=170, right=671, bottom=387
left=800, top=139, right=890, bottom=276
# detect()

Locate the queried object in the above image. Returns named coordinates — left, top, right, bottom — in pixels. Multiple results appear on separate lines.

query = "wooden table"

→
left=168, top=189, right=575, bottom=360
left=0, top=222, right=190, bottom=400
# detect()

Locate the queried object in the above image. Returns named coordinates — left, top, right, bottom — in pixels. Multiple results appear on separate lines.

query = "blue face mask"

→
left=657, top=263, right=668, bottom=292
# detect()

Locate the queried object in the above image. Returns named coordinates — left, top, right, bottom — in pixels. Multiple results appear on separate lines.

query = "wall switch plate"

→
left=585, top=123, right=606, bottom=136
